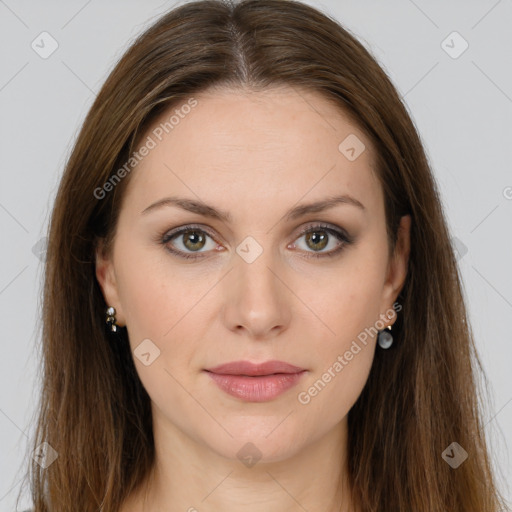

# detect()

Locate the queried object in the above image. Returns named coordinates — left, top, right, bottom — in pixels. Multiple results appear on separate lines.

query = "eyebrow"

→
left=140, top=194, right=366, bottom=222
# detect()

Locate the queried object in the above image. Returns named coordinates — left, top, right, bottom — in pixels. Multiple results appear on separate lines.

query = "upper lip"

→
left=205, top=360, right=306, bottom=376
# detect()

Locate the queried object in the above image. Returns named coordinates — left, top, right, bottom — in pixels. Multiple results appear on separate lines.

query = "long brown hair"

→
left=18, top=0, right=508, bottom=510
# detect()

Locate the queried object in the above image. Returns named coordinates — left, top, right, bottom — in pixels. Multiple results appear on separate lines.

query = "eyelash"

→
left=159, top=223, right=353, bottom=261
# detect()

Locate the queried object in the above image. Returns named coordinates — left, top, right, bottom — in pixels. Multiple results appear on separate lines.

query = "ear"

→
left=380, top=214, right=411, bottom=324
left=95, top=238, right=126, bottom=327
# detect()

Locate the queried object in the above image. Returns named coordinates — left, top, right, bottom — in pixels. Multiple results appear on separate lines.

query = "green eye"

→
left=161, top=223, right=353, bottom=260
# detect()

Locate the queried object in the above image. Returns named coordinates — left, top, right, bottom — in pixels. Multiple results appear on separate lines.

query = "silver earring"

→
left=377, top=325, right=393, bottom=349
left=105, top=306, right=118, bottom=332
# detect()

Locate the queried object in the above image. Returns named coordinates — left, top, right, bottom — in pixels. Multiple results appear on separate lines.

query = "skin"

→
left=96, top=85, right=411, bottom=512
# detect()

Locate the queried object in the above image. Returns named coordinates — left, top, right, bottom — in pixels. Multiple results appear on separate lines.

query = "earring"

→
left=105, top=306, right=118, bottom=332
left=377, top=325, right=393, bottom=349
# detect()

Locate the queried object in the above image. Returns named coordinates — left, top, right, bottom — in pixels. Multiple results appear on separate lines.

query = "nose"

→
left=221, top=245, right=292, bottom=340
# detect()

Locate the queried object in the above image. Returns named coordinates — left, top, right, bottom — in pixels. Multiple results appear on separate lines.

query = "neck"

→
left=121, top=411, right=358, bottom=512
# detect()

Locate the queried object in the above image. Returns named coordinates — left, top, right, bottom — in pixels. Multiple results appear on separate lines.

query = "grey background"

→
left=1, top=0, right=511, bottom=509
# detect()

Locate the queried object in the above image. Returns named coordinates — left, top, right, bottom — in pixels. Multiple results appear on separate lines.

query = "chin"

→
left=197, top=419, right=309, bottom=464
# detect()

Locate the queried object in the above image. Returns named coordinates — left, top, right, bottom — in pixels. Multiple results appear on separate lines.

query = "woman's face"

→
left=96, top=85, right=410, bottom=463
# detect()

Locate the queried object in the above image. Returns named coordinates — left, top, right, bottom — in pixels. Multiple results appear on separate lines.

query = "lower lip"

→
left=204, top=370, right=307, bottom=402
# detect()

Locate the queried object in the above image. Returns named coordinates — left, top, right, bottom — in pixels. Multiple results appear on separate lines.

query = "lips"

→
left=205, top=360, right=306, bottom=376
left=204, top=360, right=307, bottom=402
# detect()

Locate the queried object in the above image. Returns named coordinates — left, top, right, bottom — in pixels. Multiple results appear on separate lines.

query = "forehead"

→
left=123, top=85, right=383, bottom=221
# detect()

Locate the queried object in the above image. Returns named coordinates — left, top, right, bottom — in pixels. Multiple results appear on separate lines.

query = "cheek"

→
left=114, top=248, right=206, bottom=418
left=294, top=339, right=374, bottom=449
left=295, top=294, right=378, bottom=440
left=303, top=258, right=386, bottom=354
left=292, top=253, right=384, bottom=421
left=114, top=239, right=191, bottom=340
left=113, top=242, right=217, bottom=372
left=117, top=268, right=174, bottom=342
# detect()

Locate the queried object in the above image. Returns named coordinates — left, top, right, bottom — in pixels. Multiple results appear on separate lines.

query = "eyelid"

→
left=160, top=223, right=221, bottom=257
left=160, top=221, right=352, bottom=259
left=294, top=221, right=350, bottom=240
left=289, top=222, right=352, bottom=259
left=161, top=223, right=221, bottom=244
